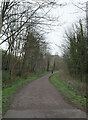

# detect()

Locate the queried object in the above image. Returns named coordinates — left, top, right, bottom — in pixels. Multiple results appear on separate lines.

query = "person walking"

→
left=52, top=69, right=53, bottom=74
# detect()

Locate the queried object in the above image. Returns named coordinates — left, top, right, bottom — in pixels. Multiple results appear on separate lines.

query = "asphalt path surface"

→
left=3, top=73, right=86, bottom=118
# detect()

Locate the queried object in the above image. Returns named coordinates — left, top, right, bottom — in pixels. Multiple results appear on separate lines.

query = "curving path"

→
left=3, top=73, right=86, bottom=118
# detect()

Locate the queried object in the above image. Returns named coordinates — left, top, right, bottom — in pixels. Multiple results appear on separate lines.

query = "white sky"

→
left=45, top=0, right=87, bottom=56
left=0, top=0, right=88, bottom=56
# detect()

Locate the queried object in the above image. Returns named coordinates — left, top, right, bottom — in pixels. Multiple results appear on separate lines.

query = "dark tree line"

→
left=63, top=20, right=88, bottom=112
left=0, top=0, right=60, bottom=86
left=63, top=20, right=87, bottom=82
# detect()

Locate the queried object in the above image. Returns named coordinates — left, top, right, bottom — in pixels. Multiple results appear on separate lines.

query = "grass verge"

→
left=2, top=71, right=49, bottom=115
left=49, top=72, right=87, bottom=111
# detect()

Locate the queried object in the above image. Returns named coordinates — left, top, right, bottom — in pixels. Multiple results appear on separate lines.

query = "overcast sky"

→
left=0, top=0, right=88, bottom=56
left=45, top=0, right=87, bottom=56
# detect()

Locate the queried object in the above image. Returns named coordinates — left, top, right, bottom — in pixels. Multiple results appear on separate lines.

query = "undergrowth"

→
left=49, top=71, right=87, bottom=111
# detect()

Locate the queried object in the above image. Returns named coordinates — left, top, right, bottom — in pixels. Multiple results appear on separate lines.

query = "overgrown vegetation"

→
left=0, top=0, right=59, bottom=86
left=63, top=20, right=87, bottom=82
left=50, top=72, right=87, bottom=111
left=62, top=20, right=88, bottom=112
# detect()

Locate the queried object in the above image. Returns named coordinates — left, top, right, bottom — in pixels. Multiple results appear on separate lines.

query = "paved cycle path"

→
left=3, top=73, right=86, bottom=118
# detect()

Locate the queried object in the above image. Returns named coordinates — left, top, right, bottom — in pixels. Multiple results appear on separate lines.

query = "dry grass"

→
left=56, top=70, right=86, bottom=97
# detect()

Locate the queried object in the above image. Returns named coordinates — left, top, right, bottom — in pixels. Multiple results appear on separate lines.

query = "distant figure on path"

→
left=52, top=69, right=53, bottom=74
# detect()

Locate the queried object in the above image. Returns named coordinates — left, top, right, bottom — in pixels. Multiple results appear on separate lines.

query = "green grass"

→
left=2, top=71, right=49, bottom=115
left=49, top=72, right=87, bottom=110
